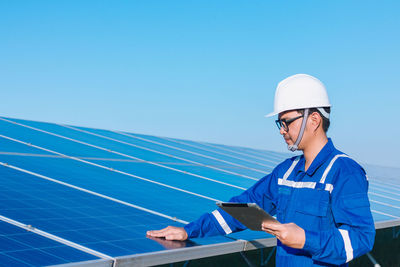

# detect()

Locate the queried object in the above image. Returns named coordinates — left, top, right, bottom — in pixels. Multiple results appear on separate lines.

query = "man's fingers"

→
left=146, top=230, right=160, bottom=236
left=149, top=231, right=169, bottom=237
left=147, top=228, right=170, bottom=236
left=263, top=228, right=279, bottom=237
left=147, top=231, right=162, bottom=237
left=165, top=233, right=185, bottom=241
left=262, top=223, right=284, bottom=238
left=262, top=223, right=282, bottom=231
left=147, top=226, right=175, bottom=235
left=263, top=228, right=276, bottom=234
left=146, top=226, right=188, bottom=241
left=262, top=223, right=305, bottom=249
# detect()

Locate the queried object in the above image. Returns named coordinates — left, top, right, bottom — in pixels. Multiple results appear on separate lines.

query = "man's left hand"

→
left=262, top=222, right=305, bottom=249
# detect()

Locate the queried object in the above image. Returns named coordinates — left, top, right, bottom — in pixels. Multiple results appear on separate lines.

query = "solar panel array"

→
left=0, top=116, right=399, bottom=266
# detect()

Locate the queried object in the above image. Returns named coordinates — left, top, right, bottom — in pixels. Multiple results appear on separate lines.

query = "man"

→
left=147, top=74, right=375, bottom=266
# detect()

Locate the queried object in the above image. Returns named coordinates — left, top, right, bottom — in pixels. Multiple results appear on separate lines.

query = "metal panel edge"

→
left=115, top=240, right=245, bottom=267
left=47, top=259, right=114, bottom=267
left=242, top=237, right=277, bottom=251
left=375, top=219, right=400, bottom=229
left=114, top=237, right=277, bottom=267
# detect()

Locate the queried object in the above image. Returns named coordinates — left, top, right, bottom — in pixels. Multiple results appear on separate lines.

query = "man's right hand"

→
left=146, top=226, right=188, bottom=241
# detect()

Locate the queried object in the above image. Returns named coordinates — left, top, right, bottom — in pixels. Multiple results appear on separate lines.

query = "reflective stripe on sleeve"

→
left=339, top=229, right=354, bottom=262
left=212, top=210, right=232, bottom=234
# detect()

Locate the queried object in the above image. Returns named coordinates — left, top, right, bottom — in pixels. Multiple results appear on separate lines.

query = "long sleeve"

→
left=302, top=160, right=375, bottom=265
left=185, top=170, right=279, bottom=238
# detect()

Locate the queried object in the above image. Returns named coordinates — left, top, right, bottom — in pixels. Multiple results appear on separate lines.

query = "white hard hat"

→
left=265, top=74, right=331, bottom=117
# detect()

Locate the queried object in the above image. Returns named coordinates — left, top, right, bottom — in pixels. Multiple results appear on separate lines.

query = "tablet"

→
left=216, top=202, right=278, bottom=231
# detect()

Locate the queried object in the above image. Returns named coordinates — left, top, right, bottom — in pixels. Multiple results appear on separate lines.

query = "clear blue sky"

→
left=1, top=1, right=399, bottom=168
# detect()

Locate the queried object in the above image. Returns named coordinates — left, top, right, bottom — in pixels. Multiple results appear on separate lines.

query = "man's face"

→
left=277, top=110, right=304, bottom=147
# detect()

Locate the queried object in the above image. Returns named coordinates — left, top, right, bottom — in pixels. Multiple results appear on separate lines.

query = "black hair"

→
left=297, top=107, right=331, bottom=132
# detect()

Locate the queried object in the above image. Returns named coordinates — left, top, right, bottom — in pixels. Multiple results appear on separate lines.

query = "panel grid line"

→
left=59, top=123, right=253, bottom=186
left=0, top=152, right=263, bottom=168
left=369, top=192, right=400, bottom=202
left=369, top=181, right=400, bottom=193
left=0, top=214, right=116, bottom=262
left=150, top=134, right=272, bottom=173
left=0, top=117, right=252, bottom=189
left=370, top=199, right=400, bottom=210
left=369, top=179, right=400, bottom=190
left=369, top=185, right=400, bottom=197
left=199, top=141, right=287, bottom=162
left=0, top=161, right=190, bottom=224
left=118, top=130, right=275, bottom=170
left=371, top=209, right=400, bottom=219
left=167, top=136, right=280, bottom=167
left=0, top=131, right=221, bottom=203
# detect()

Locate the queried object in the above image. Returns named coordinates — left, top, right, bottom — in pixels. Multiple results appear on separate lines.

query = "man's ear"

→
left=310, top=112, right=322, bottom=132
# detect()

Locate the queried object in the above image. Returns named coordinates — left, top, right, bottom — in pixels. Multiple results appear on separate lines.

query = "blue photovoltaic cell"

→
left=364, top=164, right=400, bottom=180
left=168, top=137, right=280, bottom=168
left=369, top=198, right=400, bottom=218
left=0, top=137, right=53, bottom=156
left=6, top=117, right=270, bottom=182
left=0, top=120, right=246, bottom=200
left=0, top=116, right=399, bottom=266
left=0, top=152, right=216, bottom=222
left=225, top=143, right=290, bottom=161
left=0, top=221, right=98, bottom=266
left=0, top=119, right=126, bottom=160
left=125, top=132, right=267, bottom=178
left=0, top=165, right=231, bottom=258
left=78, top=126, right=268, bottom=183
left=132, top=135, right=276, bottom=172
left=3, top=121, right=247, bottom=182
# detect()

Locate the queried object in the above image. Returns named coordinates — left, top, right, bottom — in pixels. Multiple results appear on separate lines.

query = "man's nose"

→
left=279, top=127, right=286, bottom=135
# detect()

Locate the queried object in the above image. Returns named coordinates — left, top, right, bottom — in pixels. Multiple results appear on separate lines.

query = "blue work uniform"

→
left=184, top=139, right=375, bottom=266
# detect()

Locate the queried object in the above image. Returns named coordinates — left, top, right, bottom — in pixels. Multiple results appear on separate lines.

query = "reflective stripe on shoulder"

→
left=319, top=154, right=349, bottom=184
left=283, top=156, right=301, bottom=180
left=212, top=210, right=232, bottom=234
left=339, top=229, right=354, bottom=262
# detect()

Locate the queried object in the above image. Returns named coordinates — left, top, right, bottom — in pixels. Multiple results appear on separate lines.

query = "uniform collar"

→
left=296, top=138, right=336, bottom=176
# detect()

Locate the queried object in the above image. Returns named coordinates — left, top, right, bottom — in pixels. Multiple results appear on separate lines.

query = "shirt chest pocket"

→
left=293, top=189, right=331, bottom=230
left=277, top=186, right=292, bottom=209
left=276, top=186, right=292, bottom=222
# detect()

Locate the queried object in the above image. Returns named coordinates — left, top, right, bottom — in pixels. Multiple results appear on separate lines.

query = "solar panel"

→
left=0, top=116, right=399, bottom=266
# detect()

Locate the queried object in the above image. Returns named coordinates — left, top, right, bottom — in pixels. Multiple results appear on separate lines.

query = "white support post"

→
left=366, top=252, right=381, bottom=267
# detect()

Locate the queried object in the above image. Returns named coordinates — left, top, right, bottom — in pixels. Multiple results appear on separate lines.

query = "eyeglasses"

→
left=275, top=115, right=304, bottom=132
